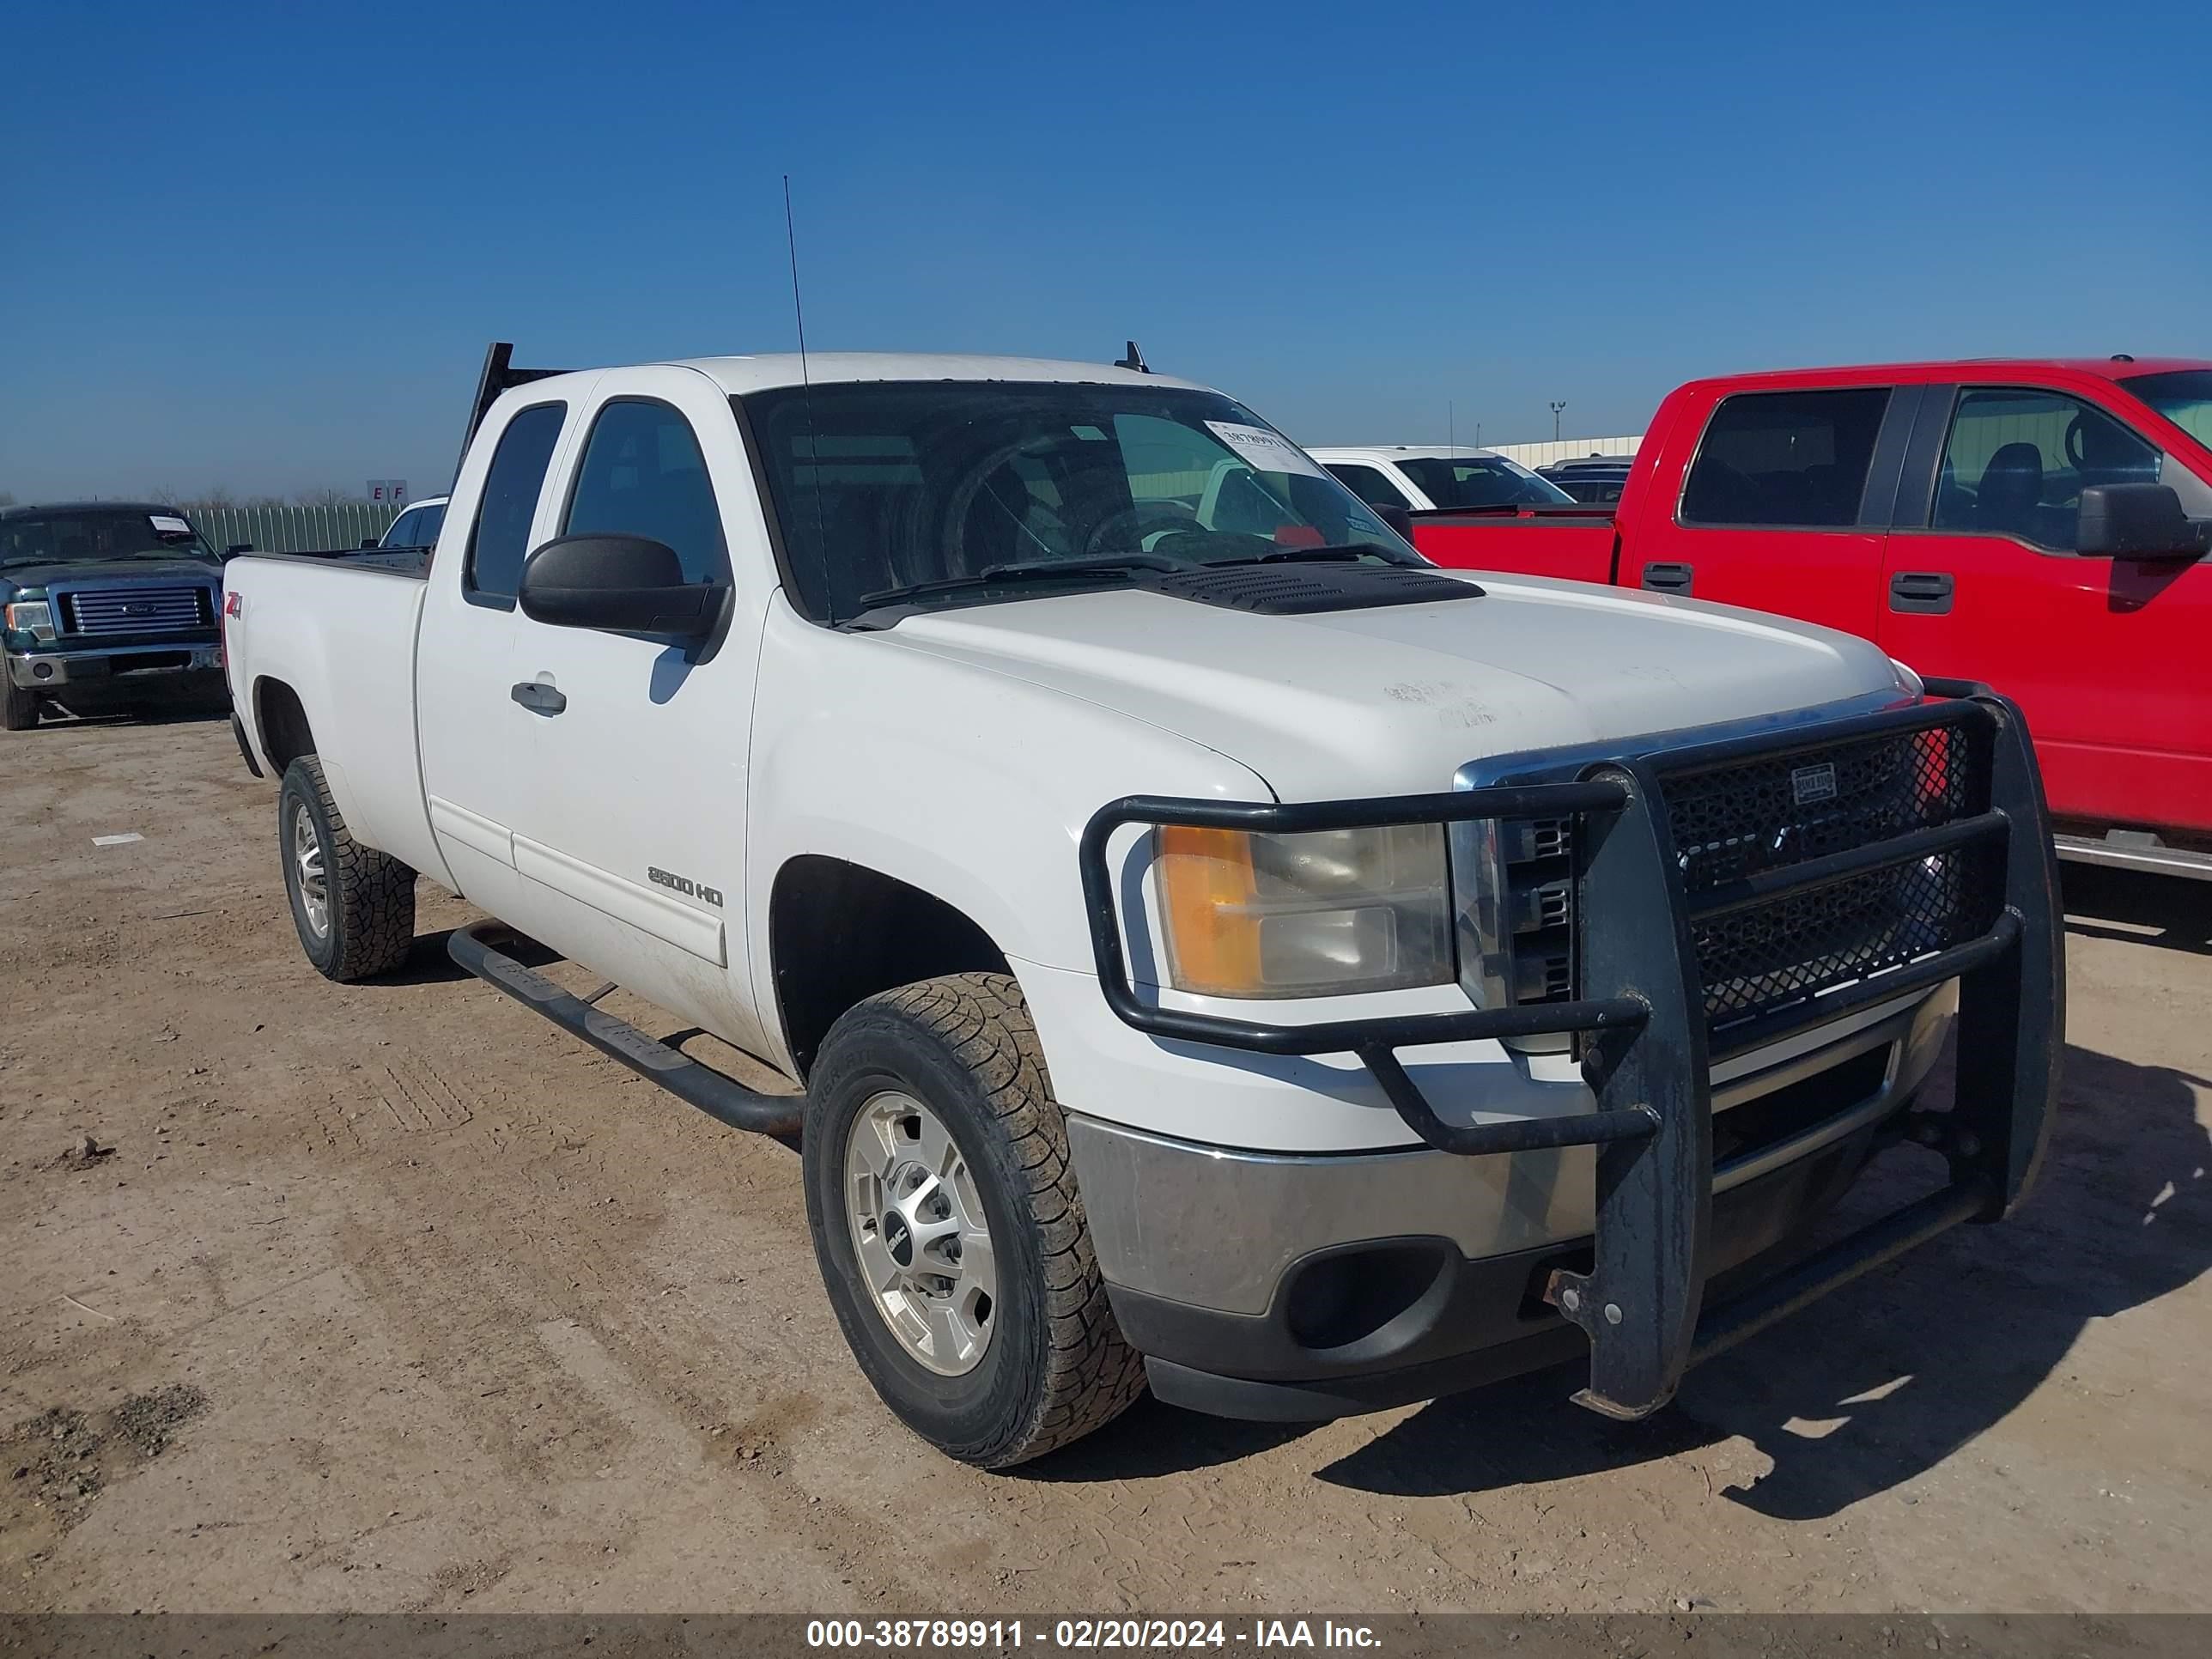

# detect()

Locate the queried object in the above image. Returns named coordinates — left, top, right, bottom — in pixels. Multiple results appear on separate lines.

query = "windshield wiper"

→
left=1200, top=542, right=1413, bottom=568
left=847, top=554, right=1182, bottom=627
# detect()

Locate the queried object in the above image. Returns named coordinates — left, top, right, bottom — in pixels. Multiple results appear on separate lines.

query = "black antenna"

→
left=785, top=175, right=837, bottom=625
left=1115, top=339, right=1150, bottom=373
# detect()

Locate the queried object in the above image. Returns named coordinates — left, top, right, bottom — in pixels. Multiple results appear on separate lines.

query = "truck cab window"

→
left=1680, top=388, right=1891, bottom=528
left=1396, top=457, right=1572, bottom=508
left=564, top=400, right=728, bottom=582
left=1932, top=388, right=2161, bottom=553
left=465, top=403, right=568, bottom=602
left=1324, top=463, right=1412, bottom=507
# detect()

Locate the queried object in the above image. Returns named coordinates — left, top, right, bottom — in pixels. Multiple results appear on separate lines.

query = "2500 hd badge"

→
left=647, top=866, right=723, bottom=906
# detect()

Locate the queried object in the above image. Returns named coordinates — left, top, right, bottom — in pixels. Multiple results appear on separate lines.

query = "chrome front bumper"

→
left=1069, top=982, right=1955, bottom=1319
left=7, top=642, right=223, bottom=689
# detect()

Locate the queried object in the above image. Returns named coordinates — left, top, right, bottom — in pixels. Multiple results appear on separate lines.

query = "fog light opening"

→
left=1284, top=1240, right=1453, bottom=1353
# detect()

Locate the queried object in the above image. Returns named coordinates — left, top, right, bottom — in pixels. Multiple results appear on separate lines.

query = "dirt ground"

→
left=2, top=713, right=2206, bottom=1617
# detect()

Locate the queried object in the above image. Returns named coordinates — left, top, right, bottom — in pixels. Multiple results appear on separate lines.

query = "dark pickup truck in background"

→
left=2, top=502, right=229, bottom=730
left=1539, top=454, right=1637, bottom=503
left=1398, top=358, right=2212, bottom=878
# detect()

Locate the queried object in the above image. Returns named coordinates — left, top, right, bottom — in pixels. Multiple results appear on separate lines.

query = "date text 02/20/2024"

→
left=805, top=1620, right=1382, bottom=1650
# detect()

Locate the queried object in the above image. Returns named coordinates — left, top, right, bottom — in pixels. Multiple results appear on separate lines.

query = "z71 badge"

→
left=647, top=866, right=723, bottom=907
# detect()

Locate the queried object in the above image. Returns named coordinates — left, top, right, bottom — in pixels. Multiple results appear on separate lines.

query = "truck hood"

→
left=1, top=558, right=221, bottom=592
left=882, top=573, right=1911, bottom=799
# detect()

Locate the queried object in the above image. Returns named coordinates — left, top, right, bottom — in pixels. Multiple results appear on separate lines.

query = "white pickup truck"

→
left=222, top=343, right=2063, bottom=1468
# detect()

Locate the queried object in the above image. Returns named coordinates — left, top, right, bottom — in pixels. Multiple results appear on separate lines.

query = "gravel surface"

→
left=2, top=713, right=2205, bottom=1613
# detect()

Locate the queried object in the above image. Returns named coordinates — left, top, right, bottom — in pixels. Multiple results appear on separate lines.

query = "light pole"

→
left=1549, top=401, right=1568, bottom=442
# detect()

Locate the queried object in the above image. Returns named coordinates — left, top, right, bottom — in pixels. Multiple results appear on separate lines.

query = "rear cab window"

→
left=1323, top=463, right=1413, bottom=508
left=1396, top=456, right=1572, bottom=509
left=465, top=404, right=568, bottom=605
left=1680, top=388, right=1892, bottom=528
left=381, top=506, right=428, bottom=549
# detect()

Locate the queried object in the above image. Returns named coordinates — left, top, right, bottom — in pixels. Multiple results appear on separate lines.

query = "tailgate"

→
left=1412, top=507, right=1619, bottom=585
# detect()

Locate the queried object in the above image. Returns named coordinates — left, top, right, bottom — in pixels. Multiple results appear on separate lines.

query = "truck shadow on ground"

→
left=33, top=706, right=229, bottom=730
left=376, top=927, right=495, bottom=987
left=1306, top=1037, right=2209, bottom=1518
left=1044, top=1036, right=2208, bottom=1516
left=2060, top=864, right=2212, bottom=955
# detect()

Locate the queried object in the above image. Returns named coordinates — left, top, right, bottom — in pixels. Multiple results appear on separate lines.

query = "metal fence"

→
left=188, top=503, right=401, bottom=555
left=1485, top=434, right=1645, bottom=470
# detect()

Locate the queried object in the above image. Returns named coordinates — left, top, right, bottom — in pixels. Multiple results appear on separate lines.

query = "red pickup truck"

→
left=1374, top=359, right=2212, bottom=877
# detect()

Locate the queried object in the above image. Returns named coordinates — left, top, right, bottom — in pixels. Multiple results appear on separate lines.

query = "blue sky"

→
left=3, top=0, right=2206, bottom=500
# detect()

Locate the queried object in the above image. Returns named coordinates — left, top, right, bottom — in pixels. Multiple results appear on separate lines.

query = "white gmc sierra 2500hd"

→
left=223, top=344, right=2063, bottom=1468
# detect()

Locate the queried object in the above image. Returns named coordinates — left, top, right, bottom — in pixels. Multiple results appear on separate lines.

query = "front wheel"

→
left=804, top=973, right=1146, bottom=1468
left=2, top=678, right=38, bottom=731
left=277, top=756, right=416, bottom=981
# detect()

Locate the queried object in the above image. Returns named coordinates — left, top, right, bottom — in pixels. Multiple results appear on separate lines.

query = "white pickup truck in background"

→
left=222, top=343, right=2063, bottom=1468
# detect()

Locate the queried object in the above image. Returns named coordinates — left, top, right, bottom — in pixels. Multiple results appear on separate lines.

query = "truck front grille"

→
left=1659, top=722, right=2005, bottom=1035
left=60, top=586, right=215, bottom=636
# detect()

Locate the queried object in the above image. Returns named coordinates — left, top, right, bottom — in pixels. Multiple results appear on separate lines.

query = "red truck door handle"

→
left=1642, top=562, right=1692, bottom=593
left=1890, top=571, right=1954, bottom=615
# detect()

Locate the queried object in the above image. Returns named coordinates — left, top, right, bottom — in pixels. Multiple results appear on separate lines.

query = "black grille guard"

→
left=1076, top=680, right=2063, bottom=1419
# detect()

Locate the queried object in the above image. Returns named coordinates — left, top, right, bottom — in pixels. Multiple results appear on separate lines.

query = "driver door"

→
left=1881, top=383, right=2212, bottom=830
left=499, top=367, right=777, bottom=1055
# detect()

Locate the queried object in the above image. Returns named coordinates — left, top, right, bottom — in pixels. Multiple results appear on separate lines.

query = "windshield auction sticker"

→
left=1205, top=422, right=1329, bottom=479
left=148, top=515, right=193, bottom=536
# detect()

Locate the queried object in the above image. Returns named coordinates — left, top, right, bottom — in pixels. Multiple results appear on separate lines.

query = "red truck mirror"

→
left=2076, top=483, right=2212, bottom=560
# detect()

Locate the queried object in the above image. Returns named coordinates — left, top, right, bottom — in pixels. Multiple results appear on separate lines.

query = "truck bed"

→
left=241, top=547, right=431, bottom=579
left=1407, top=504, right=1620, bottom=585
left=222, top=550, right=445, bottom=883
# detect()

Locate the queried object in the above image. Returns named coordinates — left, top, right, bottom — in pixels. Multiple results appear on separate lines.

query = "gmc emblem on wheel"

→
left=1790, top=762, right=1838, bottom=805
left=647, top=866, right=723, bottom=907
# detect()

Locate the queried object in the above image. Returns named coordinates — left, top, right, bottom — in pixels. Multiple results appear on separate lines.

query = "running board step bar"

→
left=2055, top=832, right=2212, bottom=881
left=448, top=921, right=803, bottom=1138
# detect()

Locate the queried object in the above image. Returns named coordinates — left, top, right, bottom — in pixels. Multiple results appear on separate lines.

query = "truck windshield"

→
left=1396, top=456, right=1576, bottom=509
left=739, top=381, right=1420, bottom=623
left=0, top=508, right=218, bottom=568
left=2122, top=369, right=2212, bottom=451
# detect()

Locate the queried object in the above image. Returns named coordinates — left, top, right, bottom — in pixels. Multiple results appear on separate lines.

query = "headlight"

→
left=1456, top=815, right=1577, bottom=1013
left=1153, top=823, right=1452, bottom=998
left=3, top=600, right=54, bottom=643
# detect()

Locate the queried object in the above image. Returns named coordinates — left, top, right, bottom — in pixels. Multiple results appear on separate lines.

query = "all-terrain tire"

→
left=2, top=678, right=38, bottom=731
left=277, top=755, right=416, bottom=981
left=804, top=972, right=1146, bottom=1468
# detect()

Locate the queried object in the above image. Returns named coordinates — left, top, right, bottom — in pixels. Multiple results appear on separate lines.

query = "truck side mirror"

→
left=2076, top=483, right=2212, bottom=559
left=223, top=543, right=253, bottom=559
left=517, top=534, right=721, bottom=638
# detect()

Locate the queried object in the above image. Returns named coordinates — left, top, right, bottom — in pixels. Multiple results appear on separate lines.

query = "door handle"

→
left=1642, top=562, right=1693, bottom=593
left=1889, top=571, right=1954, bottom=615
left=510, top=680, right=568, bottom=715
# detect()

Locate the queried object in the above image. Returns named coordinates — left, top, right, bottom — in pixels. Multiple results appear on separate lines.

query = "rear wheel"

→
left=2, top=678, right=38, bottom=731
left=804, top=973, right=1146, bottom=1468
left=277, top=756, right=416, bottom=981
